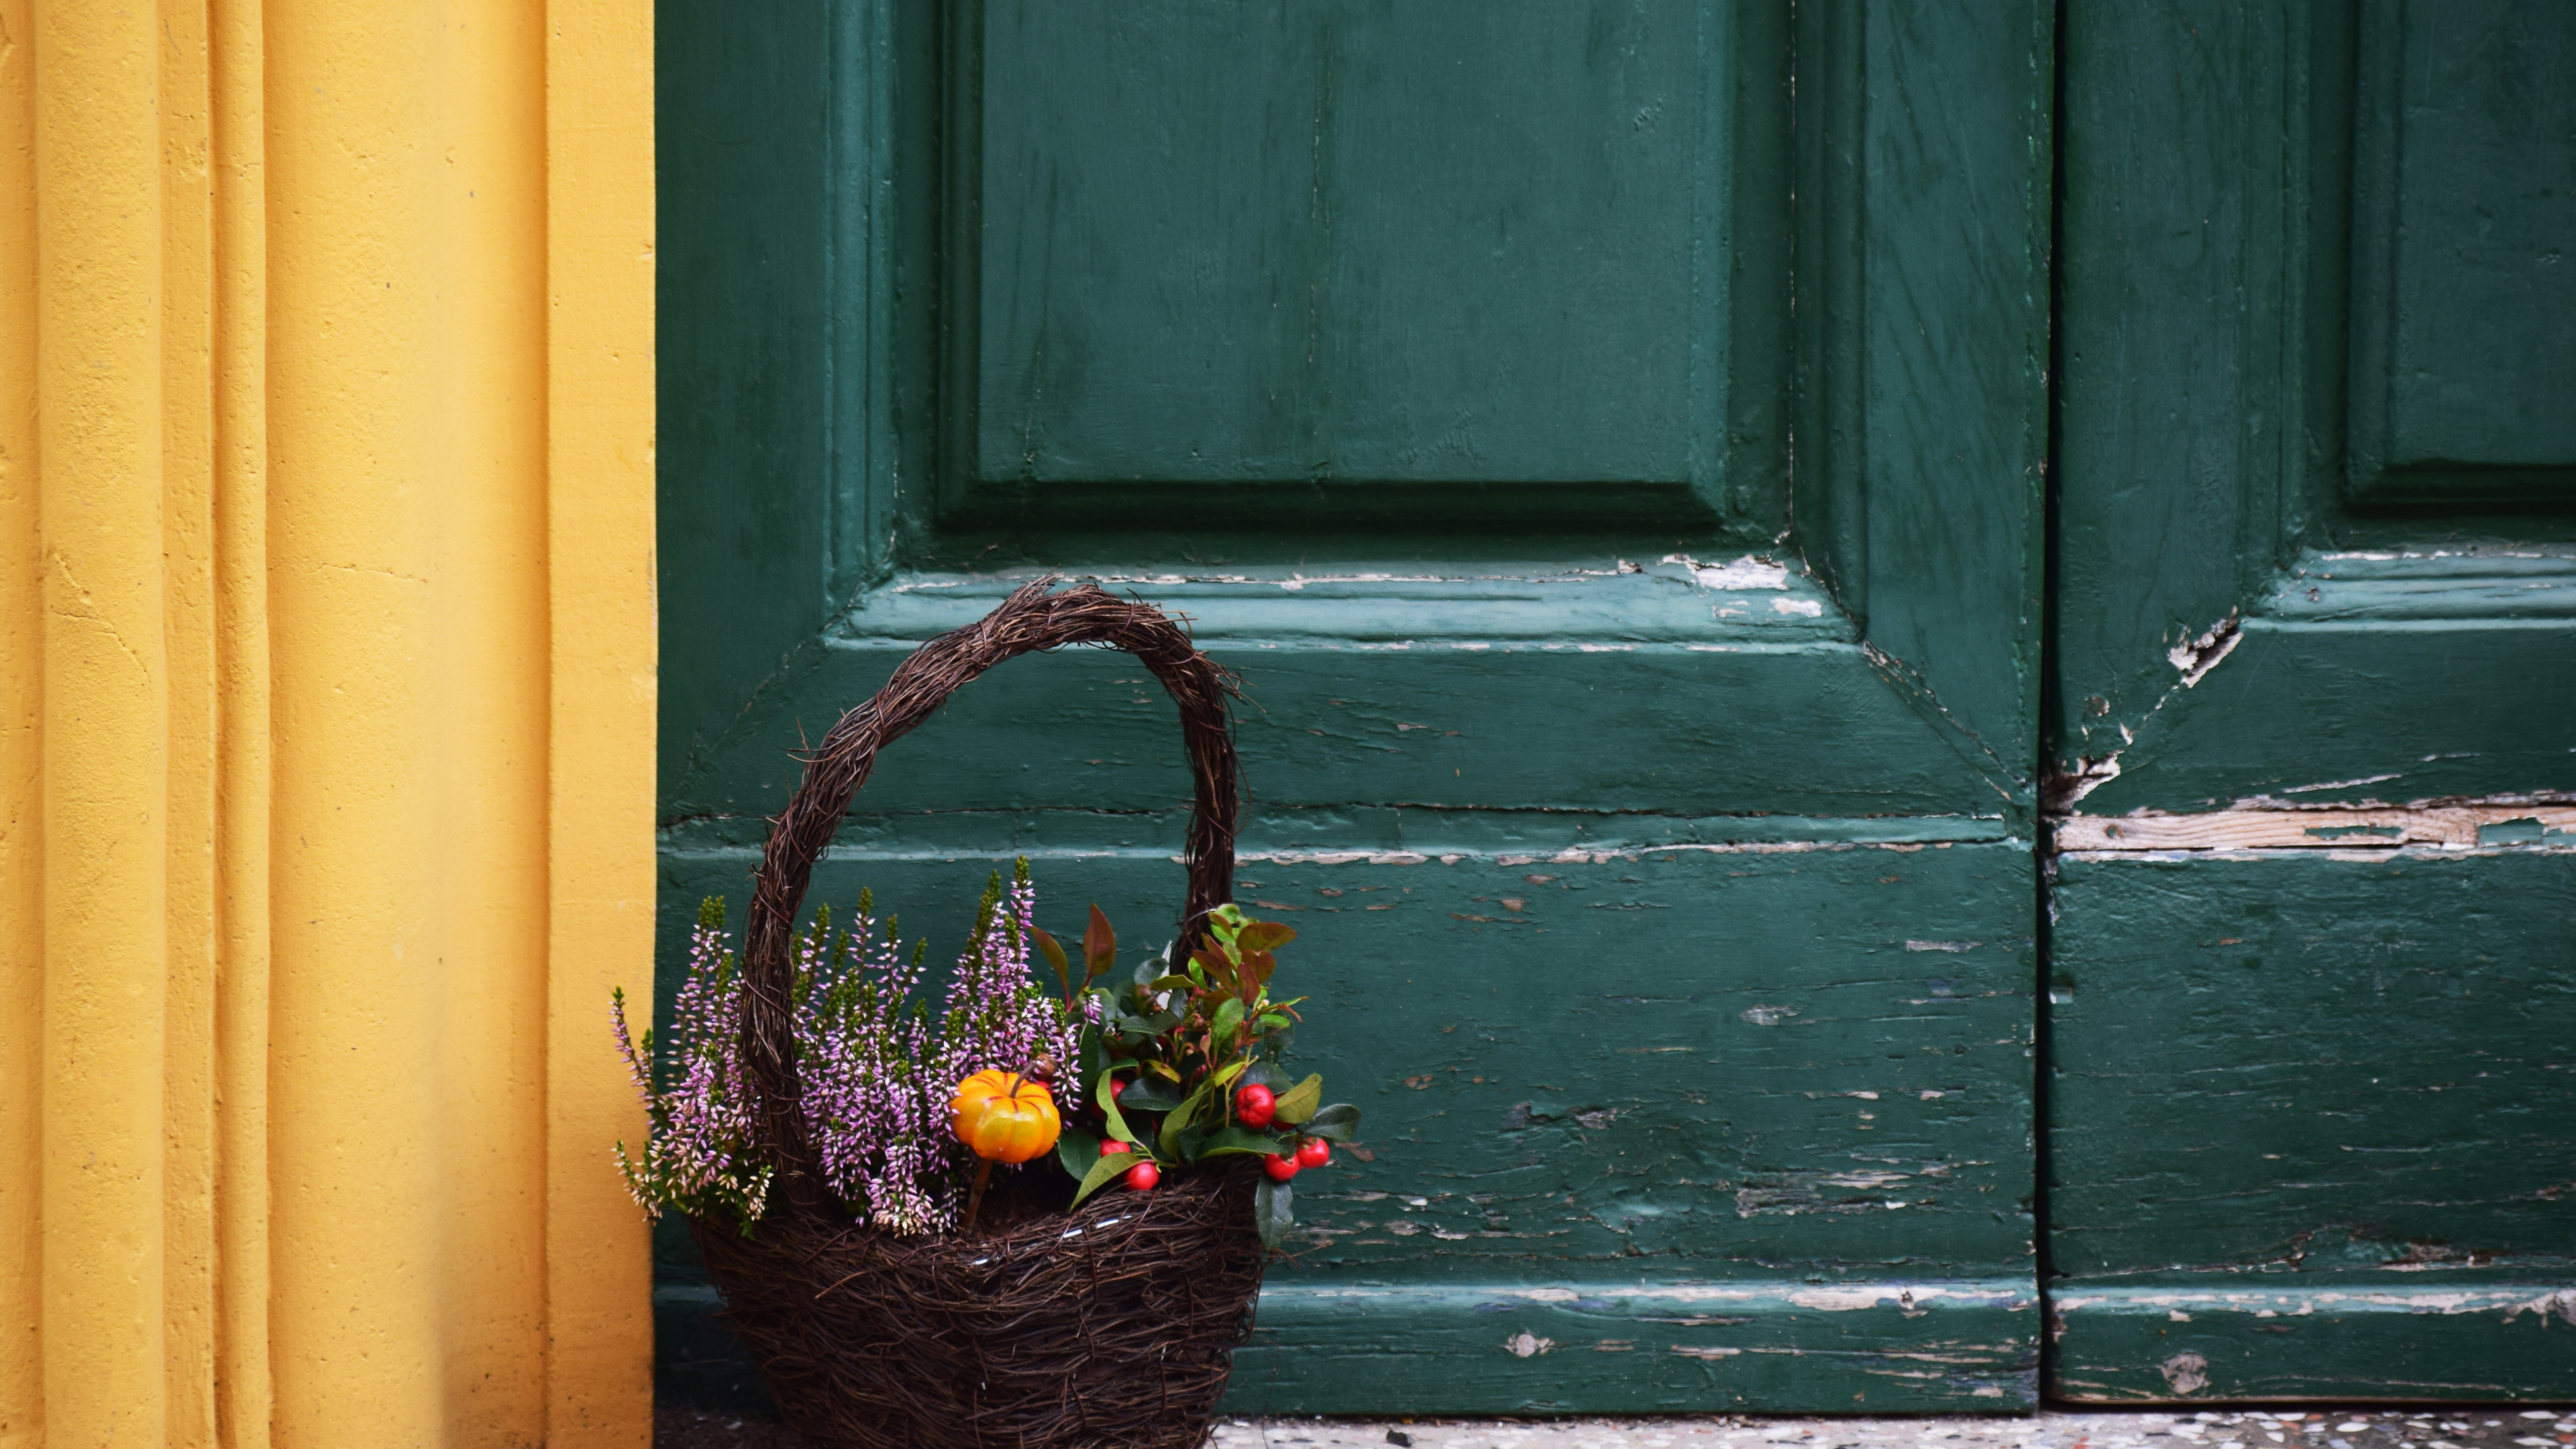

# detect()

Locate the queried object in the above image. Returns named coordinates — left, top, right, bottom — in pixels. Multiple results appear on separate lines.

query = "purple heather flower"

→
left=621, top=864, right=1084, bottom=1236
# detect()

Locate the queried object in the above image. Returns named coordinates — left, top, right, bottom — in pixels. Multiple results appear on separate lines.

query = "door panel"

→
left=661, top=0, right=2051, bottom=1413
left=2049, top=853, right=2576, bottom=1401
left=2346, top=1, right=2575, bottom=503
left=968, top=1, right=1748, bottom=514
left=2050, top=0, right=2576, bottom=1401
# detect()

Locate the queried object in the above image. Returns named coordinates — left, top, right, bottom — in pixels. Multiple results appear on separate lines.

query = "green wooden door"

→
left=2049, top=0, right=2576, bottom=1403
left=658, top=1, right=2051, bottom=1413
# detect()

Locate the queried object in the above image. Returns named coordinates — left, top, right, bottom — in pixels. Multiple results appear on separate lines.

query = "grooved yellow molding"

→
left=0, top=1, right=656, bottom=1444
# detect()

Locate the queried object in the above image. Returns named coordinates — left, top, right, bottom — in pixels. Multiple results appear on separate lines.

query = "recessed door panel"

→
left=2347, top=0, right=2576, bottom=504
left=974, top=1, right=1732, bottom=502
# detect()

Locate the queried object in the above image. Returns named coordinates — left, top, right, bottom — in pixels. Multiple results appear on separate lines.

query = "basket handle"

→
left=738, top=578, right=1240, bottom=1208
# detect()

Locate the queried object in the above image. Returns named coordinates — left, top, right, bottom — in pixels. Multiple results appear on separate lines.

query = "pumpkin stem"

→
left=962, top=1157, right=996, bottom=1234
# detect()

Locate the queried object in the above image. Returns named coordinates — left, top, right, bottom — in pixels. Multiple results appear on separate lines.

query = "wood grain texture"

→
left=657, top=0, right=2051, bottom=1410
left=1229, top=1281, right=2036, bottom=1413
left=2050, top=1278, right=2576, bottom=1403
left=660, top=571, right=2021, bottom=826
left=2345, top=0, right=2576, bottom=504
left=1793, top=0, right=2052, bottom=794
left=966, top=2, right=1760, bottom=513
left=2052, top=1, right=2576, bottom=810
left=2059, top=598, right=2576, bottom=816
left=2046, top=848, right=2576, bottom=1397
left=935, top=0, right=1792, bottom=538
left=655, top=0, right=840, bottom=796
left=2057, top=803, right=2576, bottom=853
left=2051, top=849, right=2576, bottom=1275
left=2049, top=12, right=2575, bottom=1401
left=657, top=839, right=2037, bottom=1412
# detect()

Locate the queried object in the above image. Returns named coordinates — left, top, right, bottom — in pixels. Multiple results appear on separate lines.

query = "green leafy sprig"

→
left=1051, top=904, right=1360, bottom=1248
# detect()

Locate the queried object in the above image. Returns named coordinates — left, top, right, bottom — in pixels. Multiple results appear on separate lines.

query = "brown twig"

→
left=961, top=1159, right=995, bottom=1235
left=735, top=577, right=1241, bottom=1209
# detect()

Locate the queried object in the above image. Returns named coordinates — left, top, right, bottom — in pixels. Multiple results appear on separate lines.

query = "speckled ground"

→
left=657, top=1406, right=2576, bottom=1449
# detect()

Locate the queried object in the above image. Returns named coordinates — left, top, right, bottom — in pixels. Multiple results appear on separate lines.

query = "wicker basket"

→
left=694, top=579, right=1262, bottom=1449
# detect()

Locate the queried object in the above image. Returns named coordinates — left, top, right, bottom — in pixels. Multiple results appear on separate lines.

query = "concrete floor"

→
left=657, top=1405, right=2576, bottom=1448
left=1207, top=1410, right=2576, bottom=1449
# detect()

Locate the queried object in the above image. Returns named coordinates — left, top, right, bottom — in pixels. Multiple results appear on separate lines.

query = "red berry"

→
left=1125, top=1161, right=1159, bottom=1191
left=1110, top=1077, right=1126, bottom=1099
left=1263, top=1152, right=1299, bottom=1181
left=1100, top=1139, right=1131, bottom=1155
left=1235, top=1083, right=1277, bottom=1129
left=1295, top=1136, right=1330, bottom=1169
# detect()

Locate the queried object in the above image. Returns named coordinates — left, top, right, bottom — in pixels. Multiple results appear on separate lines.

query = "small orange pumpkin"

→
left=950, top=1069, right=1061, bottom=1165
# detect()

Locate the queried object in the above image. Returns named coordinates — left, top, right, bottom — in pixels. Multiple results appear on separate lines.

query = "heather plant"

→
left=610, top=898, right=773, bottom=1225
left=614, top=859, right=1083, bottom=1235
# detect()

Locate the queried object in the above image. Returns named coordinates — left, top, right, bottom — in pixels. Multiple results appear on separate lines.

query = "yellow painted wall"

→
left=0, top=0, right=655, bottom=1444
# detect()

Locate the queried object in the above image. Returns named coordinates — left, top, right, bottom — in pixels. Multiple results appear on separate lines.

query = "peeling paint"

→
left=2057, top=800, right=2576, bottom=853
left=1224, top=839, right=2028, bottom=867
left=2051, top=1284, right=2576, bottom=1318
left=2050, top=612, right=2255, bottom=810
left=2165, top=612, right=2243, bottom=687
left=2502, top=1289, right=2576, bottom=1328
left=2276, top=773, right=2405, bottom=796
left=1454, top=1283, right=2033, bottom=1313
left=2160, top=1351, right=2210, bottom=1395
left=1662, top=553, right=1790, bottom=590
left=2052, top=753, right=2124, bottom=810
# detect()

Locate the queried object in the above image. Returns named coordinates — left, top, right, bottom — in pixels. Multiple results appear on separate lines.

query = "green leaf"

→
left=1159, top=1078, right=1207, bottom=1158
left=1240, top=1061, right=1293, bottom=1093
left=1301, top=1102, right=1361, bottom=1142
left=1145, top=974, right=1195, bottom=996
left=1271, top=1073, right=1324, bottom=1124
left=1210, top=996, right=1244, bottom=1044
left=1196, top=1126, right=1287, bottom=1159
left=1160, top=1061, right=1252, bottom=1159
left=1119, top=1077, right=1184, bottom=1114
left=1070, top=1147, right=1136, bottom=1209
left=1056, top=1125, right=1102, bottom=1183
left=1253, top=1176, right=1293, bottom=1250
left=1098, top=1073, right=1143, bottom=1147
left=1255, top=1012, right=1291, bottom=1033
left=1083, top=903, right=1118, bottom=981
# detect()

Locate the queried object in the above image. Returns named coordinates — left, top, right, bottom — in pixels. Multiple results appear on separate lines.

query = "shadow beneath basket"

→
left=653, top=1405, right=807, bottom=1448
left=655, top=1279, right=776, bottom=1415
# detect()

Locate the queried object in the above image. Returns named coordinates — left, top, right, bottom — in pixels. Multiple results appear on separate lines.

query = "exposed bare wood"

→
left=2055, top=802, right=2576, bottom=853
